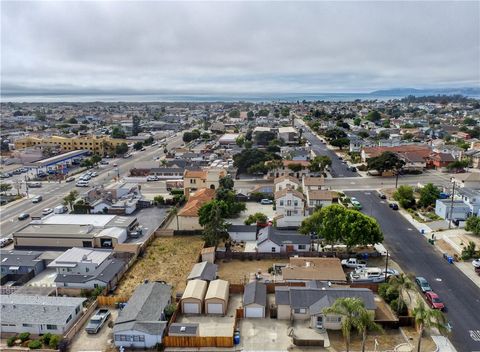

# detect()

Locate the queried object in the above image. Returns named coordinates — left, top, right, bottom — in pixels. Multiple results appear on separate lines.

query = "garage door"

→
left=183, top=303, right=200, bottom=314
left=245, top=307, right=264, bottom=318
left=207, top=303, right=223, bottom=314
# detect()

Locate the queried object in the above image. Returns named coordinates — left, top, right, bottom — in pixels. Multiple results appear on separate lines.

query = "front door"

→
left=316, top=316, right=323, bottom=329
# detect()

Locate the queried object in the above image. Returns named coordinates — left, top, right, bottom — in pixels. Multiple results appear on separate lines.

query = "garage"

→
left=205, top=279, right=230, bottom=315
left=183, top=303, right=200, bottom=314
left=181, top=279, right=207, bottom=314
left=245, top=307, right=264, bottom=318
left=243, top=282, right=267, bottom=318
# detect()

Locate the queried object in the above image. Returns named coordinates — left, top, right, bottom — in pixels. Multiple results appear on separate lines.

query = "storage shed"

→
left=243, top=282, right=267, bottom=318
left=204, top=279, right=230, bottom=315
left=181, top=279, right=208, bottom=314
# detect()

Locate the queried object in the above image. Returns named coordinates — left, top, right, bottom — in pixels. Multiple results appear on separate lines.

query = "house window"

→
left=287, top=210, right=292, bottom=216
left=23, top=323, right=33, bottom=327
left=294, top=200, right=298, bottom=206
left=271, top=247, right=276, bottom=252
left=66, top=315, right=72, bottom=324
left=139, top=335, right=145, bottom=342
left=287, top=200, right=292, bottom=206
left=293, top=210, right=298, bottom=215
left=46, top=324, right=57, bottom=330
left=86, top=267, right=89, bottom=272
left=298, top=245, right=306, bottom=250
left=294, top=308, right=307, bottom=314
left=75, top=306, right=80, bottom=314
left=280, top=200, right=284, bottom=206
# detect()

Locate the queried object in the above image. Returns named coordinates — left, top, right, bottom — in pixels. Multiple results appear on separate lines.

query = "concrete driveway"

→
left=239, top=318, right=293, bottom=351
left=68, top=309, right=118, bottom=352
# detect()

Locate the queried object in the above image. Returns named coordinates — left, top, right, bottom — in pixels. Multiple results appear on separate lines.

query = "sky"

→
left=1, top=1, right=479, bottom=95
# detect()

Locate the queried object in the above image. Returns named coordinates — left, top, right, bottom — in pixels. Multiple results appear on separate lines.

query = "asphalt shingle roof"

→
left=243, top=282, right=267, bottom=306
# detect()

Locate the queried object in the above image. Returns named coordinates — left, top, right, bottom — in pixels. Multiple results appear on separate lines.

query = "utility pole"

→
left=395, top=170, right=399, bottom=189
left=448, top=179, right=456, bottom=229
left=384, top=250, right=389, bottom=283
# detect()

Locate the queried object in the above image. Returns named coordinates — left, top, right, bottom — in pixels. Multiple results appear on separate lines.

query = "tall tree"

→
left=0, top=183, right=12, bottom=195
left=393, top=185, right=416, bottom=209
left=342, top=210, right=384, bottom=250
left=63, top=190, right=79, bottom=210
left=412, top=301, right=447, bottom=352
left=389, top=274, right=413, bottom=315
left=418, top=183, right=440, bottom=208
left=309, top=155, right=332, bottom=173
left=322, top=297, right=368, bottom=352
left=199, top=200, right=229, bottom=246
left=356, top=307, right=383, bottom=352
left=367, top=151, right=405, bottom=173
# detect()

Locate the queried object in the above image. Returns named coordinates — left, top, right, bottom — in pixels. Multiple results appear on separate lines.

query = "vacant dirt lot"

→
left=217, top=259, right=288, bottom=284
left=328, top=329, right=407, bottom=351
left=115, top=236, right=204, bottom=297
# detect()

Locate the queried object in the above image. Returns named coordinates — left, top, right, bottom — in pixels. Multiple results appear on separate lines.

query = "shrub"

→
left=41, top=333, right=52, bottom=345
left=7, top=336, right=17, bottom=347
left=164, top=303, right=177, bottom=318
left=19, top=332, right=31, bottom=342
left=378, top=283, right=399, bottom=303
left=170, top=189, right=184, bottom=196
left=28, top=340, right=42, bottom=349
left=49, top=335, right=61, bottom=349
left=390, top=298, right=408, bottom=316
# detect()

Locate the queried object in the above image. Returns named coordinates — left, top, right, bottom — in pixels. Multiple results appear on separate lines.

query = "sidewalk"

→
left=431, top=335, right=458, bottom=352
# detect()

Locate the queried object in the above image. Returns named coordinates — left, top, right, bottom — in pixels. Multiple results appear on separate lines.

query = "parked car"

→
left=389, top=203, right=399, bottom=210
left=260, top=199, right=273, bottom=205
left=18, top=213, right=30, bottom=220
left=27, top=182, right=42, bottom=188
left=382, top=268, right=400, bottom=278
left=85, top=309, right=111, bottom=334
left=415, top=276, right=432, bottom=293
left=90, top=172, right=98, bottom=177
left=32, top=195, right=43, bottom=203
left=341, top=258, right=367, bottom=269
left=425, top=291, right=445, bottom=311
left=113, top=163, right=118, bottom=167
left=65, top=176, right=75, bottom=182
left=54, top=205, right=68, bottom=214
left=100, top=160, right=109, bottom=165
left=42, top=208, right=53, bottom=216
left=351, top=200, right=362, bottom=210
left=378, top=192, right=387, bottom=199
left=147, top=175, right=159, bottom=182
left=0, top=237, right=14, bottom=248
left=472, top=258, right=480, bottom=268
left=349, top=166, right=357, bottom=172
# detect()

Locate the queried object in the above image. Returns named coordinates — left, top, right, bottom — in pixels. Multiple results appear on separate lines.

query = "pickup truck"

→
left=341, top=258, right=367, bottom=269
left=85, top=309, right=111, bottom=334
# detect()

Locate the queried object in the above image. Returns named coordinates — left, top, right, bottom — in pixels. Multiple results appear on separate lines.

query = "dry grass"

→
left=328, top=329, right=407, bottom=351
left=115, top=236, right=204, bottom=297
left=217, top=259, right=288, bottom=283
left=402, top=326, right=437, bottom=352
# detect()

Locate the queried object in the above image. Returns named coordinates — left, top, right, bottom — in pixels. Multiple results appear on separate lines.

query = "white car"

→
left=90, top=172, right=98, bottom=177
left=146, top=175, right=158, bottom=182
left=473, top=259, right=480, bottom=268
left=42, top=208, right=53, bottom=216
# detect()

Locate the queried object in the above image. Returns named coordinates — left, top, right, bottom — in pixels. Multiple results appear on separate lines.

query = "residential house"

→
left=0, top=294, right=85, bottom=336
left=306, top=190, right=337, bottom=214
left=114, top=282, right=172, bottom=348
left=452, top=173, right=480, bottom=189
left=187, top=261, right=218, bottom=282
left=268, top=160, right=312, bottom=180
left=228, top=225, right=257, bottom=242
left=435, top=199, right=471, bottom=221
left=0, top=250, right=46, bottom=285
left=275, top=286, right=375, bottom=330
left=274, top=175, right=300, bottom=193
left=465, top=149, right=480, bottom=169
left=426, top=152, right=456, bottom=170
left=361, top=145, right=431, bottom=163
left=177, top=188, right=216, bottom=231
left=183, top=168, right=227, bottom=195
left=256, top=226, right=311, bottom=253
left=218, top=133, right=240, bottom=146
left=281, top=257, right=347, bottom=284
left=274, top=188, right=306, bottom=228
left=433, top=144, right=464, bottom=160
left=278, top=127, right=298, bottom=144
left=302, top=177, right=325, bottom=191
left=48, top=247, right=127, bottom=291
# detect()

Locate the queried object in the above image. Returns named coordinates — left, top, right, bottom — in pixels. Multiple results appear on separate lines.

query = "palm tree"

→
left=355, top=308, right=383, bottom=352
left=412, top=301, right=447, bottom=352
left=389, top=273, right=413, bottom=315
left=322, top=297, right=366, bottom=352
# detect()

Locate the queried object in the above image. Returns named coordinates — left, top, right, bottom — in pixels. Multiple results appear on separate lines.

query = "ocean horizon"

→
left=2, top=91, right=480, bottom=103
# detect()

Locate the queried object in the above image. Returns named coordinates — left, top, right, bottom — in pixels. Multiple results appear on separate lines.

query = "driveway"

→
left=68, top=308, right=118, bottom=352
left=346, top=190, right=480, bottom=352
left=239, top=318, right=293, bottom=351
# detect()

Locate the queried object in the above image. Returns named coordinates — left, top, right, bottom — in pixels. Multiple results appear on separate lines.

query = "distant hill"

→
left=370, top=87, right=480, bottom=96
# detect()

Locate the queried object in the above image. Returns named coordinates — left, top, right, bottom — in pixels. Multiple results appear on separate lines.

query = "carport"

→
left=181, top=279, right=207, bottom=314
left=204, top=279, right=229, bottom=315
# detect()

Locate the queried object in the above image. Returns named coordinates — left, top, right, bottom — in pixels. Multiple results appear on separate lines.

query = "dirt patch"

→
left=328, top=329, right=407, bottom=351
left=435, top=239, right=457, bottom=254
left=115, top=236, right=204, bottom=297
left=217, top=259, right=288, bottom=284
left=402, top=326, right=437, bottom=352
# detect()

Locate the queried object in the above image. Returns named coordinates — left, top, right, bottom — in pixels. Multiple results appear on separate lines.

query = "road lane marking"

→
left=435, top=278, right=442, bottom=282
left=470, top=330, right=480, bottom=341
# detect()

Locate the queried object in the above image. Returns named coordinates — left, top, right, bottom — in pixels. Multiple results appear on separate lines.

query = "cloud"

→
left=1, top=1, right=479, bottom=94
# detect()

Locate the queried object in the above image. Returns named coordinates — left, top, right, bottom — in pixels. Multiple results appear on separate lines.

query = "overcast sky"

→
left=1, top=1, right=479, bottom=95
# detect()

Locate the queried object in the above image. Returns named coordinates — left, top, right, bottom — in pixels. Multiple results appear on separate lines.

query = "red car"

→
left=425, top=291, right=445, bottom=311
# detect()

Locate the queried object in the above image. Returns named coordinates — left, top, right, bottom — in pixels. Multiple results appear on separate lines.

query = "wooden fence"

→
left=215, top=250, right=340, bottom=260
left=163, top=336, right=233, bottom=348
left=97, top=295, right=129, bottom=306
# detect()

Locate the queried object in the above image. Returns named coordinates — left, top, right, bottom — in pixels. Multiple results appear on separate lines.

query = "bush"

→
left=28, top=340, right=42, bottom=349
left=390, top=298, right=408, bottom=316
left=41, top=333, right=52, bottom=345
left=49, top=335, right=61, bottom=349
left=7, top=336, right=17, bottom=347
left=170, top=189, right=184, bottom=196
left=378, top=283, right=399, bottom=303
left=164, top=303, right=177, bottom=318
left=19, top=332, right=31, bottom=342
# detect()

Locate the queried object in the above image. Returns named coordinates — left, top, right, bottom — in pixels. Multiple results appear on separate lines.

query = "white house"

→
left=274, top=188, right=306, bottom=228
left=114, top=282, right=172, bottom=348
left=0, top=294, right=85, bottom=336
left=278, top=127, right=298, bottom=144
left=228, top=225, right=257, bottom=242
left=256, top=226, right=311, bottom=253
left=274, top=175, right=300, bottom=193
left=306, top=190, right=336, bottom=214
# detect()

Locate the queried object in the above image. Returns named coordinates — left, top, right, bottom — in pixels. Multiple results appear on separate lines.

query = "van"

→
left=54, top=205, right=68, bottom=214
left=76, top=180, right=89, bottom=187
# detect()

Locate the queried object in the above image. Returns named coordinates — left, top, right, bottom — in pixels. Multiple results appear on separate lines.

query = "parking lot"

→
left=68, top=308, right=118, bottom=352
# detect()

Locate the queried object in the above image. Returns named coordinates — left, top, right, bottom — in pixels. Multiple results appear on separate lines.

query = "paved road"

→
left=346, top=191, right=480, bottom=352
left=0, top=132, right=184, bottom=238
left=295, top=119, right=359, bottom=178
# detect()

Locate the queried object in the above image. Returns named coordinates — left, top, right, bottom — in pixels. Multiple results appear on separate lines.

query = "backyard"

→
left=115, top=236, right=204, bottom=297
left=217, top=259, right=288, bottom=284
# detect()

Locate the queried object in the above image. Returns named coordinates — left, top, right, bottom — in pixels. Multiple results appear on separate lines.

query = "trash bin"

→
left=234, top=332, right=240, bottom=345
left=447, top=256, right=454, bottom=264
left=421, top=229, right=425, bottom=235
